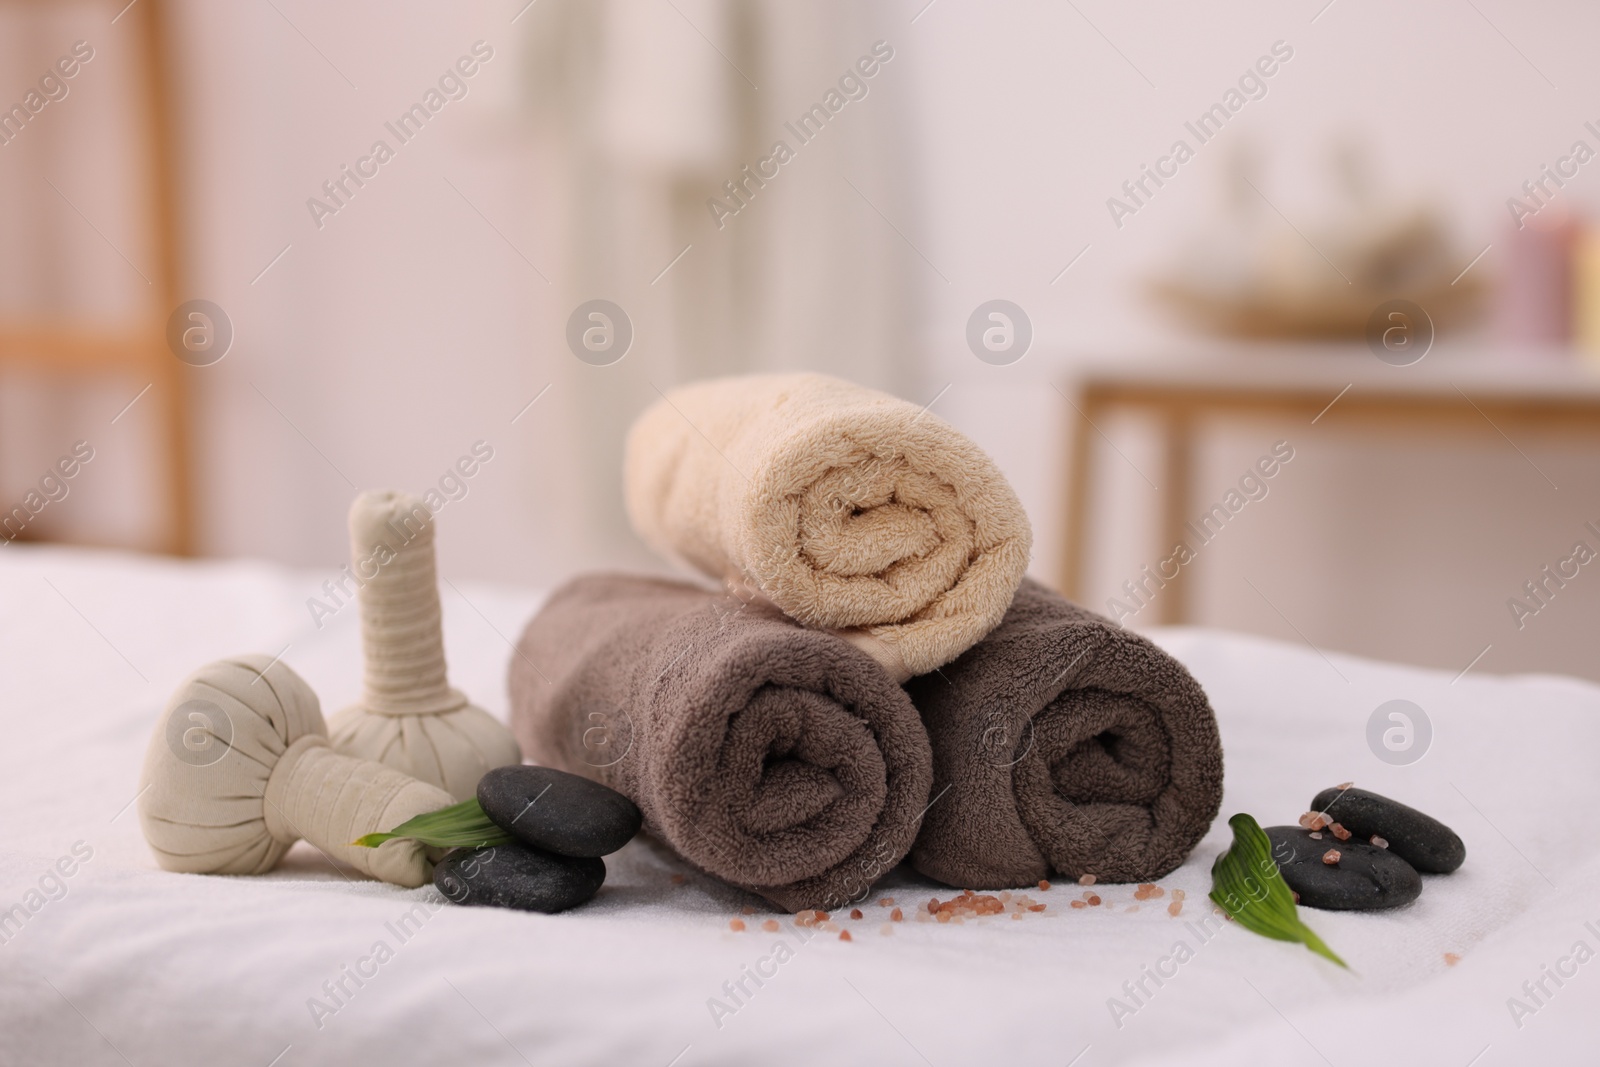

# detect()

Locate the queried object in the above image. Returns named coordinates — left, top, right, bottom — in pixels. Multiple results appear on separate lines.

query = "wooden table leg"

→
left=142, top=0, right=196, bottom=556
left=1156, top=407, right=1194, bottom=626
left=1060, top=387, right=1097, bottom=602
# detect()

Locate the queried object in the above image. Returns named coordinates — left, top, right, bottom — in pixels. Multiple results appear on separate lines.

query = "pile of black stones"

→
left=434, top=766, right=643, bottom=914
left=1264, top=785, right=1465, bottom=911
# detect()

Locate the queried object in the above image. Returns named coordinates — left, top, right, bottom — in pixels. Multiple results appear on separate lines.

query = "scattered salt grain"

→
left=890, top=907, right=903, bottom=922
left=879, top=897, right=895, bottom=907
left=839, top=930, right=852, bottom=942
left=1087, top=894, right=1102, bottom=906
left=1168, top=899, right=1183, bottom=917
left=1038, top=880, right=1051, bottom=891
left=762, top=920, right=780, bottom=932
left=850, top=909, right=863, bottom=920
left=1371, top=835, right=1389, bottom=849
left=1298, top=811, right=1331, bottom=831
left=1445, top=953, right=1461, bottom=967
left=1309, top=832, right=1323, bottom=840
left=729, top=919, right=745, bottom=932
left=922, top=893, right=1007, bottom=921
left=1078, top=874, right=1097, bottom=886
left=1336, top=781, right=1353, bottom=790
left=1322, top=849, right=1341, bottom=865
left=1070, top=900, right=1086, bottom=909
left=1330, top=823, right=1351, bottom=842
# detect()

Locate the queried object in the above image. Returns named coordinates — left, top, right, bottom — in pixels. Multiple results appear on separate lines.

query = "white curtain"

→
left=519, top=0, right=920, bottom=568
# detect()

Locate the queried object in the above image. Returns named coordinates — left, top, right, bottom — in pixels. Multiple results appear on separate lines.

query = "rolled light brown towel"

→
left=624, top=373, right=1032, bottom=681
left=907, top=579, right=1223, bottom=889
left=509, top=574, right=933, bottom=912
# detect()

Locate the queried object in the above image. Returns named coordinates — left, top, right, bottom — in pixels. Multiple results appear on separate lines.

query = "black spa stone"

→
left=434, top=844, right=605, bottom=913
left=477, top=765, right=643, bottom=858
left=1309, top=786, right=1466, bottom=874
left=1264, top=826, right=1422, bottom=911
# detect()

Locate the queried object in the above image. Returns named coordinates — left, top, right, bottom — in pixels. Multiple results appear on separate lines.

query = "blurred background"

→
left=3, top=0, right=1599, bottom=680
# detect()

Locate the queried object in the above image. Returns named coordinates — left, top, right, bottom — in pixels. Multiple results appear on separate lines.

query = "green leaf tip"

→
left=349, top=797, right=514, bottom=850
left=1209, top=812, right=1348, bottom=969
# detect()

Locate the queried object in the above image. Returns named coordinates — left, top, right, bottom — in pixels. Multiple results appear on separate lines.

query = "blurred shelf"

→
left=1060, top=346, right=1600, bottom=623
left=1071, top=345, right=1600, bottom=409
left=0, top=0, right=192, bottom=556
left=0, top=323, right=162, bottom=374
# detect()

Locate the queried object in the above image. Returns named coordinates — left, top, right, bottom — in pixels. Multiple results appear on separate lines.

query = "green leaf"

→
left=1209, top=812, right=1347, bottom=968
left=351, top=798, right=514, bottom=850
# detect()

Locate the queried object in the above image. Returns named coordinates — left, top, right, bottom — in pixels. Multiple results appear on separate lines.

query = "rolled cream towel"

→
left=138, top=654, right=455, bottom=887
left=328, top=490, right=521, bottom=800
left=509, top=574, right=933, bottom=912
left=624, top=373, right=1032, bottom=680
left=906, top=579, right=1223, bottom=889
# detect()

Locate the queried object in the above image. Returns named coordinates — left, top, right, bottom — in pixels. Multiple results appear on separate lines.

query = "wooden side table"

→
left=0, top=0, right=193, bottom=554
left=1060, top=348, right=1600, bottom=625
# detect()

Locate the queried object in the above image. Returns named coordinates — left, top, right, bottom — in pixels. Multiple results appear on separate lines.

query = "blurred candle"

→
left=1492, top=209, right=1577, bottom=353
left=1573, top=224, right=1600, bottom=367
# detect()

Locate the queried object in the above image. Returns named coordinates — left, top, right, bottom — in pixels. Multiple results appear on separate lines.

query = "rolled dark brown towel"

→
left=906, top=579, right=1223, bottom=889
left=509, top=574, right=933, bottom=912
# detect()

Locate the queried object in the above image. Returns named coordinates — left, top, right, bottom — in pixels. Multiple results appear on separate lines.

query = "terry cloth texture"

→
left=906, top=579, right=1223, bottom=889
left=138, top=654, right=454, bottom=887
left=623, top=373, right=1032, bottom=681
left=508, top=574, right=933, bottom=912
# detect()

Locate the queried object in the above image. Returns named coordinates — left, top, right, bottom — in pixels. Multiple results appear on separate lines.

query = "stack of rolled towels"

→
left=510, top=373, right=1223, bottom=912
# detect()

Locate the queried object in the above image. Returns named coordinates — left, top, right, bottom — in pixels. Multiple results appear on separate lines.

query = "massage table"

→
left=2, top=546, right=1591, bottom=1065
